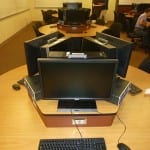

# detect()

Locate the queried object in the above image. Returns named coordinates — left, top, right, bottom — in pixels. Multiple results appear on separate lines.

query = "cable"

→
left=97, top=109, right=126, bottom=145
left=74, top=119, right=83, bottom=139
left=116, top=114, right=127, bottom=144
left=70, top=109, right=85, bottom=150
left=71, top=109, right=126, bottom=146
left=70, top=109, right=83, bottom=139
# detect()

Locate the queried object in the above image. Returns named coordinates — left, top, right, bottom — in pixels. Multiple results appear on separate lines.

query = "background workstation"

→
left=0, top=0, right=114, bottom=44
left=1, top=0, right=150, bottom=42
left=1, top=0, right=150, bottom=43
left=0, top=0, right=150, bottom=149
left=0, top=0, right=150, bottom=74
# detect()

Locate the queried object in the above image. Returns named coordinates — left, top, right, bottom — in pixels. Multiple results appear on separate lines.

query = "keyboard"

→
left=38, top=138, right=106, bottom=150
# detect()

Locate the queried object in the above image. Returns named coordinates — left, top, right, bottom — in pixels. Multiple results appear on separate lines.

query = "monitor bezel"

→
left=38, top=58, right=118, bottom=100
left=96, top=32, right=133, bottom=78
left=24, top=32, right=64, bottom=76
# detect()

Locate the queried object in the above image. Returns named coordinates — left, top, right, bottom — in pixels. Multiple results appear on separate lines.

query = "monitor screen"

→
left=96, top=32, right=133, bottom=77
left=24, top=32, right=64, bottom=76
left=64, top=9, right=89, bottom=25
left=38, top=58, right=118, bottom=100
left=63, top=2, right=82, bottom=9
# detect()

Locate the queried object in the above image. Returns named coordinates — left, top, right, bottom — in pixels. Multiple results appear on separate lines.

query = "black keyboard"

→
left=38, top=138, right=106, bottom=150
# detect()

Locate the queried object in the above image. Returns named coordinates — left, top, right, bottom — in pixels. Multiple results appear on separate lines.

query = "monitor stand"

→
left=57, top=99, right=97, bottom=113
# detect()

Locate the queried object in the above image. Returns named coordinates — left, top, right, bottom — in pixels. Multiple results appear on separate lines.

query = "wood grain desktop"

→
left=0, top=65, right=150, bottom=150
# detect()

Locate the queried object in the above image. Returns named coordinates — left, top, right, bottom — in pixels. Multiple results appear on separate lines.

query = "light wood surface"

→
left=39, top=24, right=107, bottom=37
left=0, top=65, right=150, bottom=149
left=125, top=14, right=134, bottom=19
left=37, top=99, right=118, bottom=115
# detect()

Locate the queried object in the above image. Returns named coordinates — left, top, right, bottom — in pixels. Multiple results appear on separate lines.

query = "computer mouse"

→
left=12, top=83, right=21, bottom=91
left=117, top=143, right=131, bottom=150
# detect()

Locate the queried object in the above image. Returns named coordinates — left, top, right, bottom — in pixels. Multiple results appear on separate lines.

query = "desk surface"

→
left=37, top=99, right=118, bottom=115
left=39, top=24, right=107, bottom=37
left=0, top=65, right=150, bottom=150
left=124, top=12, right=135, bottom=19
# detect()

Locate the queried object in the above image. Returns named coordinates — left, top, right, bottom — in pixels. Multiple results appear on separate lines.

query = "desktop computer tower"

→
left=24, top=75, right=42, bottom=100
left=111, top=78, right=131, bottom=105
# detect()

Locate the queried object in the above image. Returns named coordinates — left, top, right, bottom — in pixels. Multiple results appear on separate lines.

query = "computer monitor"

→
left=63, top=2, right=82, bottom=9
left=24, top=32, right=64, bottom=76
left=64, top=9, right=88, bottom=25
left=81, top=37, right=117, bottom=58
left=38, top=58, right=118, bottom=112
left=96, top=32, right=133, bottom=77
left=41, top=37, right=83, bottom=53
left=58, top=7, right=90, bottom=23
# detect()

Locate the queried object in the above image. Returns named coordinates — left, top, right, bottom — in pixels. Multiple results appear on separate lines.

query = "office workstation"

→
left=1, top=60, right=150, bottom=150
left=0, top=0, right=150, bottom=150
left=38, top=2, right=108, bottom=37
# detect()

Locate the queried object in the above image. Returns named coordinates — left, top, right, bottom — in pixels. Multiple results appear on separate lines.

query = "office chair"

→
left=102, top=22, right=122, bottom=38
left=41, top=10, right=58, bottom=24
left=128, top=32, right=142, bottom=43
left=126, top=15, right=142, bottom=43
left=96, top=18, right=105, bottom=25
left=32, top=21, right=44, bottom=37
left=117, top=12, right=127, bottom=31
left=139, top=57, right=150, bottom=73
left=114, top=11, right=118, bottom=22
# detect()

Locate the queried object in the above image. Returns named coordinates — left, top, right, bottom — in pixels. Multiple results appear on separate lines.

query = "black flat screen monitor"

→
left=96, top=32, right=133, bottom=77
left=81, top=37, right=117, bottom=59
left=64, top=9, right=89, bottom=25
left=38, top=58, right=118, bottom=112
left=63, top=2, right=82, bottom=9
left=24, top=32, right=64, bottom=76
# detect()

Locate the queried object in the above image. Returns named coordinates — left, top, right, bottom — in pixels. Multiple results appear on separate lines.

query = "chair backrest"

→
left=41, top=10, right=58, bottom=24
left=117, top=13, right=126, bottom=23
left=139, top=57, right=150, bottom=73
left=102, top=22, right=122, bottom=38
left=41, top=10, right=49, bottom=23
left=117, top=12, right=127, bottom=31
left=32, top=21, right=43, bottom=37
left=114, top=11, right=118, bottom=22
left=102, top=28, right=115, bottom=37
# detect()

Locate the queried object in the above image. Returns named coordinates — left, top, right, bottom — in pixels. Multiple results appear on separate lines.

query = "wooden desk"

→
left=0, top=66, right=150, bottom=149
left=34, top=99, right=118, bottom=127
left=124, top=11, right=136, bottom=19
left=125, top=14, right=134, bottom=19
left=39, top=24, right=107, bottom=37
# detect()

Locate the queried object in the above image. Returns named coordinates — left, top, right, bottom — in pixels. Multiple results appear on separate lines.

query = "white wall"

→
left=0, top=0, right=32, bottom=44
left=29, top=0, right=43, bottom=21
left=0, top=10, right=31, bottom=44
left=107, top=0, right=116, bottom=21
